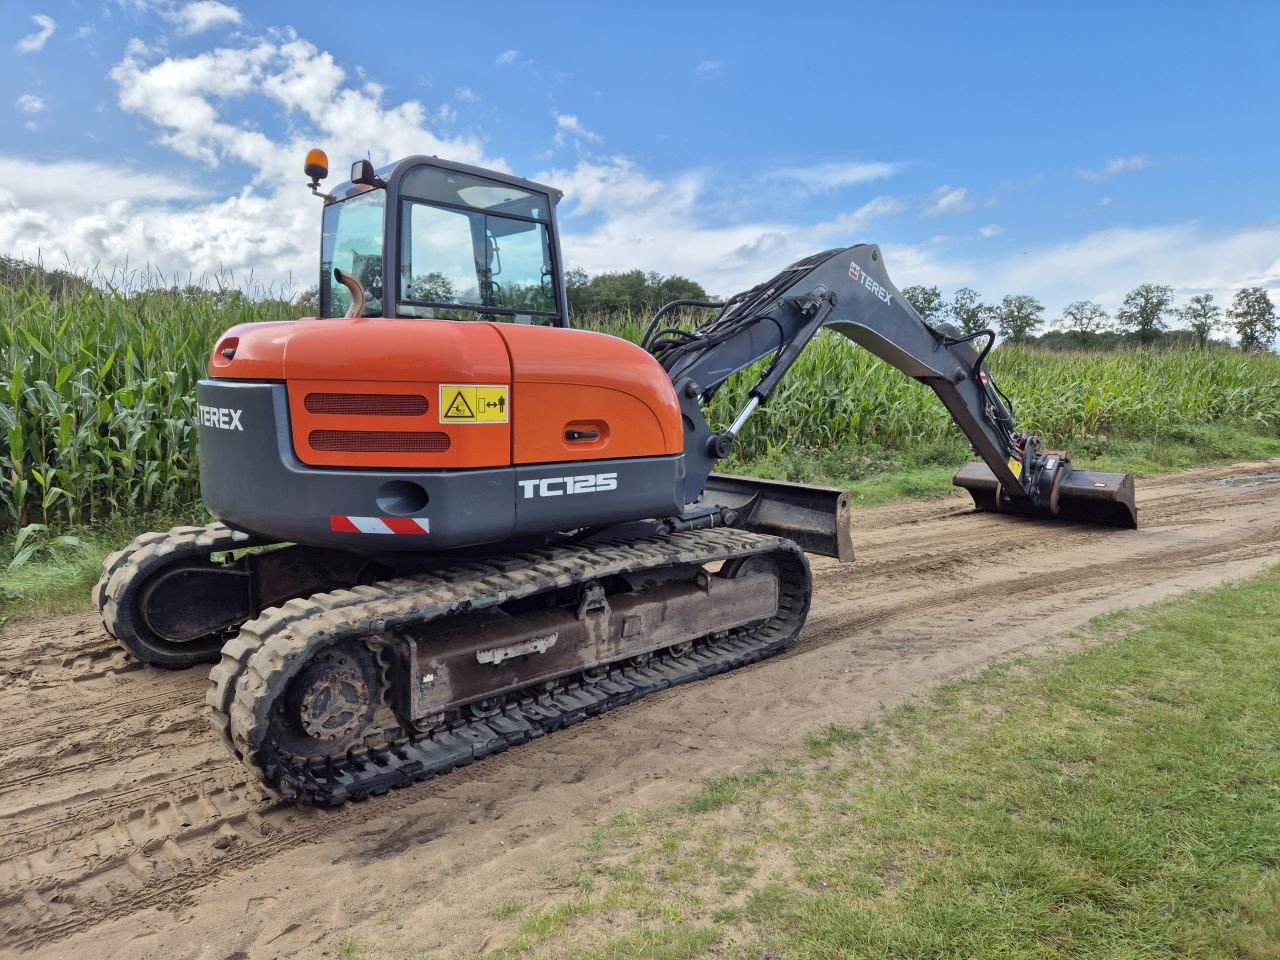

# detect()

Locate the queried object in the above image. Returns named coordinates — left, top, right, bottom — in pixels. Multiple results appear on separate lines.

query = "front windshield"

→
left=320, top=190, right=385, bottom=318
left=396, top=166, right=557, bottom=322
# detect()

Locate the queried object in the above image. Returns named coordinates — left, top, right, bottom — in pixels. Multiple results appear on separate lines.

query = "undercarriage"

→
left=97, top=524, right=810, bottom=805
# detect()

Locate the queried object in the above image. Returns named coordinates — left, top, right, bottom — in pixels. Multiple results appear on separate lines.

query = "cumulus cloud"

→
left=1077, top=155, right=1150, bottom=181
left=495, top=49, right=519, bottom=65
left=16, top=14, right=56, bottom=54
left=924, top=185, right=974, bottom=217
left=695, top=59, right=726, bottom=79
left=0, top=31, right=499, bottom=288
left=978, top=224, right=1004, bottom=238
left=15, top=95, right=46, bottom=114
left=554, top=113, right=603, bottom=147
left=168, top=1, right=242, bottom=35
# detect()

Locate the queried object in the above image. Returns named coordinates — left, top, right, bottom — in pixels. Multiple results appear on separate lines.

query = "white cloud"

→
left=495, top=49, right=519, bottom=65
left=16, top=14, right=56, bottom=54
left=767, top=161, right=900, bottom=193
left=539, top=157, right=905, bottom=295
left=0, top=157, right=205, bottom=212
left=924, top=185, right=974, bottom=217
left=1077, top=155, right=1150, bottom=181
left=1099, top=196, right=1114, bottom=207
left=978, top=224, right=1004, bottom=238
left=0, top=32, right=500, bottom=289
left=971, top=221, right=1280, bottom=320
left=695, top=59, right=726, bottom=79
left=455, top=86, right=478, bottom=102
left=554, top=113, right=603, bottom=147
left=168, top=1, right=242, bottom=35
left=15, top=95, right=46, bottom=114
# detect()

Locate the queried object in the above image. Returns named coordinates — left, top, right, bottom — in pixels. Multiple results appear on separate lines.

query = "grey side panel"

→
left=197, top=381, right=684, bottom=552
left=198, top=381, right=514, bottom=550
left=511, top=458, right=684, bottom=536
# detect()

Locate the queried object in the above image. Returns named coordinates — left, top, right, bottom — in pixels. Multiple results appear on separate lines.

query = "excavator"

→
left=95, top=151, right=1137, bottom=805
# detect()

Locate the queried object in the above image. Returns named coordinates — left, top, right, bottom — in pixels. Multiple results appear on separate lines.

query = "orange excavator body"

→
left=210, top=318, right=684, bottom=471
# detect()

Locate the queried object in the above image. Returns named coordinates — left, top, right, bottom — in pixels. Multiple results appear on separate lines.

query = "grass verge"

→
left=0, top=505, right=206, bottom=621
left=477, top=568, right=1280, bottom=959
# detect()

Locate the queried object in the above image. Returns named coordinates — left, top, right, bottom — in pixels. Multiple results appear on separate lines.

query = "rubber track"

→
left=96, top=522, right=274, bottom=663
left=208, top=528, right=811, bottom=805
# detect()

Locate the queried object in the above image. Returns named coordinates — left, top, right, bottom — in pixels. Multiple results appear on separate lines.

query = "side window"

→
left=489, top=221, right=556, bottom=313
left=401, top=203, right=481, bottom=305
left=320, top=191, right=385, bottom=317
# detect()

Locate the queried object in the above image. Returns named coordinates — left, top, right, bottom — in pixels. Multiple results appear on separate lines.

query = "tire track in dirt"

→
left=2, top=460, right=1279, bottom=957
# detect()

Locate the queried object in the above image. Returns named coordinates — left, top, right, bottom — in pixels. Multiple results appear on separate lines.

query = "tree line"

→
left=565, top=268, right=708, bottom=316
left=901, top=283, right=1279, bottom=352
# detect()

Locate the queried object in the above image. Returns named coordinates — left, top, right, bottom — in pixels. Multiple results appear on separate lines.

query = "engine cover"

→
left=197, top=319, right=688, bottom=551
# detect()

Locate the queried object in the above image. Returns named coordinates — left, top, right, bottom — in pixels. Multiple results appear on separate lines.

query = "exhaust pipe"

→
left=953, top=461, right=1137, bottom=528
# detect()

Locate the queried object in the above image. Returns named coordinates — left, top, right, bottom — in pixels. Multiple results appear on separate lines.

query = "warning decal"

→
left=439, top=384, right=508, bottom=423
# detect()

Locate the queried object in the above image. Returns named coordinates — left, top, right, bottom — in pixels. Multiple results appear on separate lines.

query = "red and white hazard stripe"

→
left=329, top=516, right=430, bottom=535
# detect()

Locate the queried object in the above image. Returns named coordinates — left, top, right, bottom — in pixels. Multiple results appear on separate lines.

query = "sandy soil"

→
left=2, top=460, right=1279, bottom=959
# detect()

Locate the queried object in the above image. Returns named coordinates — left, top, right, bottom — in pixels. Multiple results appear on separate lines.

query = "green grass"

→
left=0, top=504, right=207, bottom=620
left=477, top=569, right=1280, bottom=959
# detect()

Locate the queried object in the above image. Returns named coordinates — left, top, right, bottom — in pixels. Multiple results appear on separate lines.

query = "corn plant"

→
left=3, top=276, right=1279, bottom=533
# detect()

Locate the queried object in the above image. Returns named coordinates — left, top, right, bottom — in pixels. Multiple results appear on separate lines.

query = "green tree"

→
left=902, top=285, right=945, bottom=324
left=654, top=273, right=708, bottom=305
left=293, top=286, right=320, bottom=315
left=948, top=287, right=988, bottom=335
left=1056, top=300, right=1110, bottom=345
left=1178, top=293, right=1224, bottom=349
left=1227, top=287, right=1278, bottom=353
left=565, top=268, right=708, bottom=317
left=409, top=272, right=457, bottom=303
left=995, top=294, right=1045, bottom=344
left=1116, top=283, right=1173, bottom=345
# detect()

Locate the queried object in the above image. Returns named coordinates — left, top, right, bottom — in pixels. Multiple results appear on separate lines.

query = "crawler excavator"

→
left=95, top=152, right=1137, bottom=805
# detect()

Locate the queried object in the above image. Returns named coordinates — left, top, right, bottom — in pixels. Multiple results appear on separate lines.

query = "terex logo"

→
left=849, top=262, right=893, bottom=306
left=518, top=472, right=618, bottom=499
left=198, top=404, right=243, bottom=431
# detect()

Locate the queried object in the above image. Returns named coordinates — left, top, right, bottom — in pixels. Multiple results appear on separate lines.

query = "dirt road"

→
left=3, top=461, right=1279, bottom=959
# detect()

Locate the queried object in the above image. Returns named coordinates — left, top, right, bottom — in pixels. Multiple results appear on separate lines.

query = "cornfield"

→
left=3, top=284, right=1279, bottom=531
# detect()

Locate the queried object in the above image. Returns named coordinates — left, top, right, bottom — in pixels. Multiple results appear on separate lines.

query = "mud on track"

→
left=3, top=461, right=1279, bottom=959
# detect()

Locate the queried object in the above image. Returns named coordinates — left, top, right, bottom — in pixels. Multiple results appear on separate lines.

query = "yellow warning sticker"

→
left=1008, top=457, right=1023, bottom=478
left=439, top=384, right=508, bottom=423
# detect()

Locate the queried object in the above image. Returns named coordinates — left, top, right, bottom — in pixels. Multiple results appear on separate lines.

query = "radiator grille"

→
left=309, top=430, right=451, bottom=453
left=304, top=393, right=429, bottom=416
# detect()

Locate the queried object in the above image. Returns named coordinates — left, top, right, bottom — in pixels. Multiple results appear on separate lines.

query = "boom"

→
left=647, top=244, right=1136, bottom=528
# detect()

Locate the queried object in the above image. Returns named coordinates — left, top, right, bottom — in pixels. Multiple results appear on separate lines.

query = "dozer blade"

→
left=953, top=462, right=1137, bottom=528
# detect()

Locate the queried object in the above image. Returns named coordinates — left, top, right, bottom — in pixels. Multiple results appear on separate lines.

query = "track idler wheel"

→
left=97, top=525, right=264, bottom=669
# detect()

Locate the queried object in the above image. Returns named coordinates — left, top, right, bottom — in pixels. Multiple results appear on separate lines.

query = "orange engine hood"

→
left=207, top=318, right=684, bottom=467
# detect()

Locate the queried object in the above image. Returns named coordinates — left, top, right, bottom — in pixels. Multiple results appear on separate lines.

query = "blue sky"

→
left=2, top=0, right=1277, bottom=321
